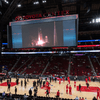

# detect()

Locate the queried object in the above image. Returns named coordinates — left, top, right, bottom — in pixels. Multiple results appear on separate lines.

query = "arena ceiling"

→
left=0, top=0, right=100, bottom=43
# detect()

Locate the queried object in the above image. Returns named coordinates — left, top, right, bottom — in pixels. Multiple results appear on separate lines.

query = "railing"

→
left=96, top=56, right=100, bottom=65
left=41, top=55, right=53, bottom=76
left=67, top=56, right=71, bottom=76
left=88, top=56, right=97, bottom=76
left=10, top=57, right=21, bottom=72
left=20, top=57, right=38, bottom=74
left=16, top=57, right=31, bottom=72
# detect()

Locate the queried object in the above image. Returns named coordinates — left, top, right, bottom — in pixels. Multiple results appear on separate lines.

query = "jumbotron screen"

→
left=9, top=15, right=78, bottom=48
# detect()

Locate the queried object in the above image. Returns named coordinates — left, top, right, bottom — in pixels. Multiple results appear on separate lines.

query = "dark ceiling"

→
left=1, top=0, right=100, bottom=43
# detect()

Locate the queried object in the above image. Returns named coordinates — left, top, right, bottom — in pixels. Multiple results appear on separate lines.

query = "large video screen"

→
left=10, top=15, right=78, bottom=48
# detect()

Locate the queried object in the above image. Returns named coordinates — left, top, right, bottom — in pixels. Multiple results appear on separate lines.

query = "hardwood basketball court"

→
left=0, top=78, right=99, bottom=100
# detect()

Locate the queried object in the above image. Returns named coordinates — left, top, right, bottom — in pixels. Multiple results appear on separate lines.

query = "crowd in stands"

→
left=0, top=92, right=97, bottom=100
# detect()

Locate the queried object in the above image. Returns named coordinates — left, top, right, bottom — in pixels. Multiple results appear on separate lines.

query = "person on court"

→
left=55, top=77, right=57, bottom=83
left=59, top=78, right=61, bottom=84
left=7, top=79, right=9, bottom=85
left=63, top=77, right=65, bottom=82
left=43, top=81, right=45, bottom=87
left=74, top=81, right=76, bottom=88
left=68, top=77, right=70, bottom=84
left=85, top=78, right=88, bottom=84
left=21, top=80, right=23, bottom=87
left=10, top=77, right=11, bottom=83
left=24, top=80, right=27, bottom=88
left=86, top=83, right=89, bottom=89
left=29, top=89, right=32, bottom=97
left=50, top=77, right=51, bottom=83
left=15, top=86, right=17, bottom=95
left=7, top=83, right=10, bottom=92
left=88, top=76, right=91, bottom=82
left=97, top=89, right=100, bottom=100
left=34, top=87, right=37, bottom=97
left=79, top=84, right=81, bottom=92
left=66, top=84, right=68, bottom=94
left=69, top=85, right=72, bottom=95
left=56, top=90, right=60, bottom=98
left=46, top=89, right=49, bottom=97
left=40, top=80, right=42, bottom=88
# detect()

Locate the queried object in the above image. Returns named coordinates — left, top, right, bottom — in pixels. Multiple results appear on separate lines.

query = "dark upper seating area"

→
left=24, top=56, right=50, bottom=75
left=90, top=56, right=100, bottom=75
left=44, top=56, right=69, bottom=76
left=0, top=55, right=99, bottom=76
left=70, top=56, right=93, bottom=76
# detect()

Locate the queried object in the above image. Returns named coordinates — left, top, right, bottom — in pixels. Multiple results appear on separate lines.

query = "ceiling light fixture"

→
left=17, top=4, right=21, bottom=7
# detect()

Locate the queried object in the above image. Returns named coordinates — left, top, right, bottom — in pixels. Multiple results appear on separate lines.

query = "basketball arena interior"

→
left=0, top=0, right=100, bottom=100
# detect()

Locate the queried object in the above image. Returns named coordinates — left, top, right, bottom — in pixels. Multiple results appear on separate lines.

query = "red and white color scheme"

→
left=59, top=78, right=61, bottom=84
left=85, top=78, right=88, bottom=84
left=69, top=85, right=72, bottom=95
left=68, top=77, right=70, bottom=84
left=88, top=77, right=91, bottom=82
left=66, top=85, right=68, bottom=94
left=15, top=10, right=69, bottom=21
left=97, top=89, right=100, bottom=100
left=74, top=81, right=76, bottom=88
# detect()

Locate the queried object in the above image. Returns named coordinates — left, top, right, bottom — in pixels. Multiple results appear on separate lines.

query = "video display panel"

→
left=10, top=15, right=78, bottom=48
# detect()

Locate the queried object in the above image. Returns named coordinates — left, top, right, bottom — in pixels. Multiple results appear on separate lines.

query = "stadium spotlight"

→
left=92, top=19, right=95, bottom=23
left=42, top=0, right=46, bottom=3
left=17, top=4, right=21, bottom=7
left=4, top=0, right=9, bottom=4
left=96, top=18, right=99, bottom=23
left=96, top=18, right=100, bottom=23
left=33, top=1, right=39, bottom=5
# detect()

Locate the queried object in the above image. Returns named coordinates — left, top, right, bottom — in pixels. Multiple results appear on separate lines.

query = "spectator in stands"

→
left=92, top=96, right=97, bottom=100
left=2, top=91, right=5, bottom=99
left=82, top=97, right=84, bottom=100
left=9, top=92, right=12, bottom=99
left=29, top=89, right=32, bottom=97
left=24, top=93, right=28, bottom=100
left=85, top=98, right=87, bottom=100
left=34, top=91, right=37, bottom=97
left=75, top=96, right=79, bottom=100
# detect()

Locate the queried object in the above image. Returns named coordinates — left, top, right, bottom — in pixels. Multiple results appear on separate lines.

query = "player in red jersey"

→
left=63, top=77, right=65, bottom=82
left=59, top=78, right=61, bottom=84
left=66, top=84, right=68, bottom=94
left=88, top=77, right=91, bottom=82
left=85, top=78, right=88, bottom=84
left=97, top=89, right=100, bottom=100
left=74, top=81, right=76, bottom=88
left=69, top=85, right=72, bottom=95
left=56, top=90, right=60, bottom=97
left=69, top=78, right=70, bottom=84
